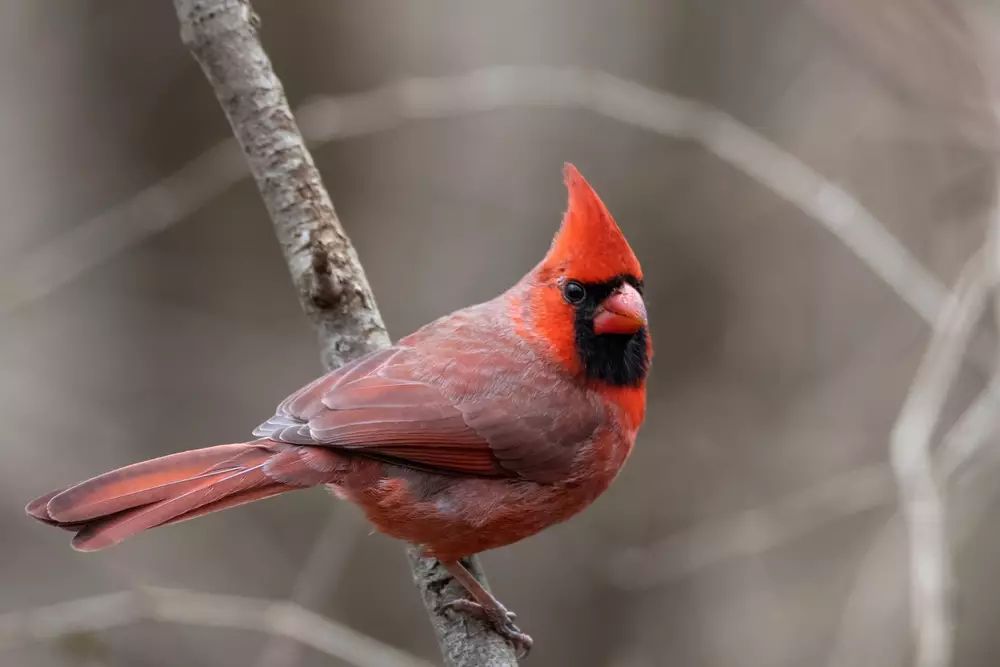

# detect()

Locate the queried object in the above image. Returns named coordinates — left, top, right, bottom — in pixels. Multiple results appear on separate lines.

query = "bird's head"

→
left=520, top=163, right=651, bottom=388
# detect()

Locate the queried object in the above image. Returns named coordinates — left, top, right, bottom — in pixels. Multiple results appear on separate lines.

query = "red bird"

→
left=26, top=163, right=650, bottom=654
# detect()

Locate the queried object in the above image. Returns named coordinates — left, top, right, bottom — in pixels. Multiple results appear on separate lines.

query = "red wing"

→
left=253, top=336, right=601, bottom=482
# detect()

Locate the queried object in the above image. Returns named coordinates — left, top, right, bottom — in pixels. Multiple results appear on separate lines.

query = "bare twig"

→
left=890, top=249, right=989, bottom=667
left=951, top=0, right=1000, bottom=492
left=826, top=253, right=989, bottom=667
left=0, top=587, right=433, bottom=667
left=170, top=2, right=516, bottom=665
left=942, top=70, right=1000, bottom=554
left=935, top=194, right=1000, bottom=484
left=0, top=67, right=949, bottom=334
left=936, top=377, right=1000, bottom=481
left=829, top=8, right=1000, bottom=666
left=827, top=248, right=994, bottom=667
left=887, top=10, right=1000, bottom=666
left=938, top=242, right=1000, bottom=589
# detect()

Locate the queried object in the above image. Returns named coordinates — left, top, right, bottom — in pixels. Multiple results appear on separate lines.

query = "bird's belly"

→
left=343, top=471, right=614, bottom=561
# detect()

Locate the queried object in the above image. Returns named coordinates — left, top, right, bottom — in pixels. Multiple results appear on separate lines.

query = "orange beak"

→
left=593, top=283, right=647, bottom=335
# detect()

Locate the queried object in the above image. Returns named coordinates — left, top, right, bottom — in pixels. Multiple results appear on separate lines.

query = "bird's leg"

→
left=441, top=559, right=533, bottom=657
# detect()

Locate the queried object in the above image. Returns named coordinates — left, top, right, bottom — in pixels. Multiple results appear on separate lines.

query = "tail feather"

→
left=144, top=483, right=295, bottom=528
left=39, top=444, right=255, bottom=524
left=26, top=440, right=340, bottom=551
left=25, top=490, right=85, bottom=531
left=69, top=457, right=281, bottom=552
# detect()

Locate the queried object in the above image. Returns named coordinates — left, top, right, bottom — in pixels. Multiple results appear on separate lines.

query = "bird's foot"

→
left=443, top=598, right=534, bottom=658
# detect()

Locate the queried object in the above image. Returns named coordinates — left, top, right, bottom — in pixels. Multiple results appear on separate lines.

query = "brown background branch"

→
left=171, top=0, right=518, bottom=665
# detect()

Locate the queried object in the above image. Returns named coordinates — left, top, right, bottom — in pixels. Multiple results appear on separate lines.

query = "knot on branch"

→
left=307, top=229, right=343, bottom=310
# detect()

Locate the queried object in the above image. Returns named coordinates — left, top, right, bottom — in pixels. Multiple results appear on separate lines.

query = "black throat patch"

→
left=571, top=275, right=649, bottom=387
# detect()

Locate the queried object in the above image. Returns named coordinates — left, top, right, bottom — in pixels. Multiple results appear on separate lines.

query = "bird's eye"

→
left=563, top=280, right=586, bottom=305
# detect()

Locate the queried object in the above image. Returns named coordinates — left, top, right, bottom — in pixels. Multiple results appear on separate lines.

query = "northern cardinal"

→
left=26, top=163, right=650, bottom=655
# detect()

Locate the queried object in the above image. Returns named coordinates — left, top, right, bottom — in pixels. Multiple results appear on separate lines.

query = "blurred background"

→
left=2, top=1, right=1000, bottom=665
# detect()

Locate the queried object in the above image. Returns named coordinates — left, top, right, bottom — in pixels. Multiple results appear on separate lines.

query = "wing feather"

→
left=254, top=308, right=602, bottom=482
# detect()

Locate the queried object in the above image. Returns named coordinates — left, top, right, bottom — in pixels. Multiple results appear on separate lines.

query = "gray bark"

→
left=174, top=0, right=388, bottom=370
left=169, top=1, right=519, bottom=665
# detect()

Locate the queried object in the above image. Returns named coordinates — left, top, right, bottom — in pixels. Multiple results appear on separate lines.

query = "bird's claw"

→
left=443, top=598, right=534, bottom=658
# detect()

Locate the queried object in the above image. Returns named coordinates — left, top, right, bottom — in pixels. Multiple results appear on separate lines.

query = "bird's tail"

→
left=25, top=440, right=344, bottom=552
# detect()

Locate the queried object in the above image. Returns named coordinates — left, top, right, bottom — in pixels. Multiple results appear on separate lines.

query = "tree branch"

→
left=170, top=1, right=517, bottom=665
left=889, top=251, right=988, bottom=667
left=0, top=587, right=433, bottom=667
left=173, top=0, right=387, bottom=370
